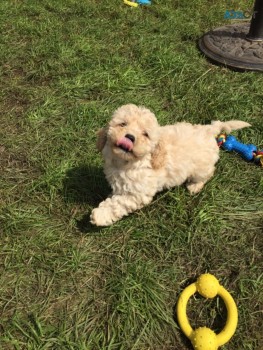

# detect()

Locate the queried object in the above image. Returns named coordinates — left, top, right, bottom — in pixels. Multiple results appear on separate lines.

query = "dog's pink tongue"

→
left=117, top=137, right=133, bottom=151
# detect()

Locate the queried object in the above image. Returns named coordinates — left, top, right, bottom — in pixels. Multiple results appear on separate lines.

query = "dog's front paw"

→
left=90, top=207, right=115, bottom=226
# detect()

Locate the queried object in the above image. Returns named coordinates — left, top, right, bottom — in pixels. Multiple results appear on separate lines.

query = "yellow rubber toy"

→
left=177, top=274, right=238, bottom=350
left=123, top=0, right=138, bottom=7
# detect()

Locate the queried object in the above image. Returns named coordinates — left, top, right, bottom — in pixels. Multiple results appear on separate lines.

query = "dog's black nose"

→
left=125, top=134, right=135, bottom=143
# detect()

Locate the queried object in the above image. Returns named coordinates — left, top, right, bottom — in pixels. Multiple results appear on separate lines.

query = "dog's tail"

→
left=211, top=120, right=251, bottom=134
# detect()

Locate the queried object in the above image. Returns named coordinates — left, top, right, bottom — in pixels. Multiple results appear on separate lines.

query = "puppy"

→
left=90, top=104, right=250, bottom=226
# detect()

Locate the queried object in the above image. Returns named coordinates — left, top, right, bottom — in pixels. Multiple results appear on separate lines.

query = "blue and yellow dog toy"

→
left=123, top=0, right=151, bottom=7
left=217, top=133, right=263, bottom=166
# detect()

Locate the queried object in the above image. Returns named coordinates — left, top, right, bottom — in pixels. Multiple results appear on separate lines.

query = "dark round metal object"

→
left=199, top=0, right=263, bottom=71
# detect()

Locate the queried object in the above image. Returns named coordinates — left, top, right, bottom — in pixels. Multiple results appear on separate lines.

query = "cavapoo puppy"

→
left=90, top=104, right=250, bottom=226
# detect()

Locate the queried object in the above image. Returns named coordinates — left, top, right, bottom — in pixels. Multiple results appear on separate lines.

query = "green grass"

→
left=0, top=0, right=262, bottom=349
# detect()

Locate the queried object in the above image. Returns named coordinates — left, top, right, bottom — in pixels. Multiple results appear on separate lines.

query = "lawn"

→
left=0, top=0, right=262, bottom=349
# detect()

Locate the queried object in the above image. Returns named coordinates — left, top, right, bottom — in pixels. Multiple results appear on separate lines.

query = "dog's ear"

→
left=96, top=127, right=108, bottom=152
left=151, top=139, right=166, bottom=170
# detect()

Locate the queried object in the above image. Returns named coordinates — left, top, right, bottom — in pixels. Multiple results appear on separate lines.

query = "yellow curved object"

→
left=177, top=273, right=238, bottom=350
left=123, top=0, right=138, bottom=7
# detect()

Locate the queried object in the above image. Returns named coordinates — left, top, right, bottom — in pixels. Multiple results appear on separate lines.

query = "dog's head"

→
left=97, top=104, right=165, bottom=168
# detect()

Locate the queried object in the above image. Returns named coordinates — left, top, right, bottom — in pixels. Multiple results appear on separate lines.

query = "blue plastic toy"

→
left=217, top=133, right=263, bottom=166
left=137, top=0, right=151, bottom=3
left=223, top=135, right=257, bottom=161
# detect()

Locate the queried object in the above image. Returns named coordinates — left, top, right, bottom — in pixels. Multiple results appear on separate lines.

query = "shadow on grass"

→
left=63, top=164, right=110, bottom=205
left=62, top=164, right=111, bottom=233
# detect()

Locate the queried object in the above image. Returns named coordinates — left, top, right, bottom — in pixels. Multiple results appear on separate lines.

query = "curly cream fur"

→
left=90, top=104, right=250, bottom=226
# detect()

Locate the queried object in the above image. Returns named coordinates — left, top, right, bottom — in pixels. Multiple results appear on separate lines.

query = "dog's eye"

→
left=143, top=131, right=149, bottom=138
left=119, top=122, right=127, bottom=127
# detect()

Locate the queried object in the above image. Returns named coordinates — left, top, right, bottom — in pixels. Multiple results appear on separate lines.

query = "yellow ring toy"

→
left=177, top=274, right=238, bottom=350
left=123, top=0, right=139, bottom=7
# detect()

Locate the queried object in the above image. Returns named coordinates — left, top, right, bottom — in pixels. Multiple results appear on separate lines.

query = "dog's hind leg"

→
left=186, top=168, right=215, bottom=195
left=186, top=181, right=205, bottom=195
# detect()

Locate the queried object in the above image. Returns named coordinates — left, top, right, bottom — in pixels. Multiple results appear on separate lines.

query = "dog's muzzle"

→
left=116, top=134, right=135, bottom=152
